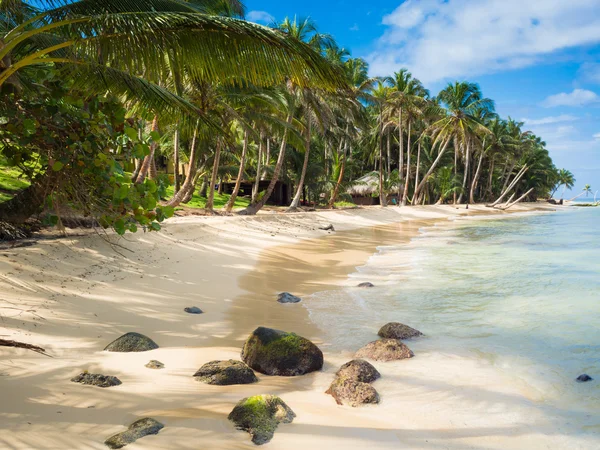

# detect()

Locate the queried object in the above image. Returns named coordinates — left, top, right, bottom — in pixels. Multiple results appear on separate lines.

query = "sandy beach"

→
left=2, top=203, right=596, bottom=450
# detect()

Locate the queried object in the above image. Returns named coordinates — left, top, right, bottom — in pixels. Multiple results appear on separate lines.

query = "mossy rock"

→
left=277, top=292, right=301, bottom=304
left=355, top=339, right=414, bottom=362
left=104, top=417, right=164, bottom=449
left=228, top=395, right=295, bottom=445
left=241, top=327, right=323, bottom=376
left=194, top=360, right=258, bottom=385
left=104, top=332, right=158, bottom=352
left=145, top=360, right=164, bottom=369
left=378, top=322, right=423, bottom=340
left=335, top=359, right=380, bottom=383
left=326, top=376, right=380, bottom=407
left=71, top=372, right=122, bottom=388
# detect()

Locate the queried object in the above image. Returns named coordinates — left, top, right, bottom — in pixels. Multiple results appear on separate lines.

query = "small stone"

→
left=277, top=292, right=302, bottom=304
left=326, top=377, right=380, bottom=407
left=104, top=418, right=164, bottom=449
left=355, top=339, right=414, bottom=362
left=145, top=360, right=164, bottom=369
left=335, top=359, right=380, bottom=383
left=228, top=395, right=295, bottom=445
left=357, top=282, right=375, bottom=288
left=378, top=322, right=423, bottom=340
left=184, top=306, right=203, bottom=314
left=319, top=224, right=335, bottom=231
left=576, top=374, right=593, bottom=383
left=104, top=332, right=158, bottom=352
left=194, top=360, right=258, bottom=385
left=71, top=373, right=122, bottom=388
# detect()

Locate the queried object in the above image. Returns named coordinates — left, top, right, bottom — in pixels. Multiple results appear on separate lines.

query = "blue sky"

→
left=246, top=0, right=600, bottom=197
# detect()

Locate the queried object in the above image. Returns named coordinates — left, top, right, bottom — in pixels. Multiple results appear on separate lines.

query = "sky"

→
left=245, top=0, right=600, bottom=197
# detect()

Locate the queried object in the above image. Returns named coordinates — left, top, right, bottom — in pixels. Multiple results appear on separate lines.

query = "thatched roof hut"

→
left=347, top=172, right=381, bottom=197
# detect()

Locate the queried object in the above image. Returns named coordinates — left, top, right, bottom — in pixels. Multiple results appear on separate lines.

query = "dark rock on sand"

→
left=378, top=322, right=423, bottom=340
left=104, top=418, right=164, bottom=449
left=355, top=339, right=414, bottom=361
left=194, top=360, right=258, bottom=385
left=277, top=292, right=302, bottom=304
left=357, top=282, right=375, bottom=288
left=71, top=372, right=122, bottom=388
left=576, top=374, right=593, bottom=382
left=241, top=327, right=323, bottom=376
left=184, top=306, right=203, bottom=314
left=228, top=395, right=295, bottom=445
left=319, top=224, right=335, bottom=231
left=104, top=332, right=158, bottom=352
left=145, top=360, right=164, bottom=369
left=326, top=376, right=380, bottom=407
left=335, top=359, right=380, bottom=383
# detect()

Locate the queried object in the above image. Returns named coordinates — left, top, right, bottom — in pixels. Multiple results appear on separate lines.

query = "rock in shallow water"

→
left=576, top=374, right=593, bottom=382
left=194, top=360, right=258, bottom=385
left=357, top=282, right=374, bottom=288
left=104, top=332, right=158, bottom=352
left=326, top=376, right=380, bottom=407
left=241, top=327, right=323, bottom=376
left=104, top=418, right=164, bottom=449
left=184, top=306, right=203, bottom=314
left=228, top=395, right=295, bottom=445
left=145, top=360, right=164, bottom=369
left=378, top=322, right=423, bottom=340
left=335, top=359, right=380, bottom=383
left=355, top=339, right=414, bottom=361
left=277, top=292, right=302, bottom=303
left=71, top=372, right=122, bottom=388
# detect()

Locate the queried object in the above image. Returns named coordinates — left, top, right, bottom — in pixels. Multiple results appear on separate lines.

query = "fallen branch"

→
left=0, top=339, right=51, bottom=357
left=499, top=188, right=535, bottom=210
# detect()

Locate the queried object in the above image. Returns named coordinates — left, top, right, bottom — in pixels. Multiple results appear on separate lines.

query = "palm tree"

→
left=556, top=169, right=575, bottom=199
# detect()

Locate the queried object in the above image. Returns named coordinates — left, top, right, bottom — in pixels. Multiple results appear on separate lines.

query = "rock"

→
left=319, top=224, right=335, bottom=231
left=558, top=199, right=564, bottom=205
left=357, top=282, right=375, bottom=288
left=355, top=339, right=414, bottom=362
left=71, top=372, right=122, bottom=388
left=104, top=332, right=158, bottom=352
left=576, top=374, right=593, bottom=383
left=277, top=292, right=301, bottom=304
left=184, top=306, right=203, bottom=314
left=228, top=395, right=295, bottom=445
left=194, top=360, right=258, bottom=385
left=145, top=360, right=164, bottom=369
left=104, top=418, right=164, bottom=449
left=335, top=359, right=380, bottom=383
left=326, top=377, right=380, bottom=407
left=547, top=199, right=557, bottom=205
left=378, top=322, right=423, bottom=340
left=241, top=327, right=323, bottom=376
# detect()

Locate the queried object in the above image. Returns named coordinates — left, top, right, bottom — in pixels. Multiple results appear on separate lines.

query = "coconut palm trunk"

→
left=489, top=165, right=529, bottom=207
left=135, top=115, right=159, bottom=183
left=166, top=123, right=199, bottom=208
left=458, top=139, right=470, bottom=204
left=328, top=133, right=348, bottom=208
left=412, top=140, right=422, bottom=205
left=289, top=118, right=311, bottom=210
left=470, top=143, right=486, bottom=204
left=398, top=108, right=403, bottom=197
left=252, top=133, right=263, bottom=204
left=401, top=121, right=412, bottom=205
left=225, top=130, right=249, bottom=213
left=205, top=140, right=222, bottom=212
left=414, top=137, right=451, bottom=201
left=173, top=126, right=181, bottom=192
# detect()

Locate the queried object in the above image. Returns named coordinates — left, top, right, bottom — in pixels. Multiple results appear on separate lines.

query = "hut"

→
left=347, top=172, right=399, bottom=205
left=221, top=179, right=291, bottom=206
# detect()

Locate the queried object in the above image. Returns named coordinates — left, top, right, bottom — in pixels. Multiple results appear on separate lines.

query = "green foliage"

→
left=164, top=185, right=250, bottom=210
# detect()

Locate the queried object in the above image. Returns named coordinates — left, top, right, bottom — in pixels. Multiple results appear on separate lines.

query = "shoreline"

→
left=0, top=203, right=579, bottom=450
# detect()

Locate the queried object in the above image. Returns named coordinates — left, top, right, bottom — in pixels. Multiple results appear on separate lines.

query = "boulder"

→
left=277, top=292, right=301, bottom=304
left=319, top=224, right=335, bottom=231
left=576, top=374, right=593, bottom=383
left=241, top=327, right=323, bottom=376
left=184, top=306, right=203, bottom=314
left=145, top=360, right=164, bottom=369
left=355, top=339, right=414, bottom=362
left=357, top=282, right=375, bottom=288
left=326, top=377, right=380, bottom=407
left=335, top=359, right=380, bottom=383
left=104, top=418, right=164, bottom=449
left=228, top=395, right=295, bottom=445
left=71, top=372, right=122, bottom=388
left=378, top=322, right=423, bottom=340
left=104, top=332, right=158, bottom=352
left=194, top=360, right=258, bottom=385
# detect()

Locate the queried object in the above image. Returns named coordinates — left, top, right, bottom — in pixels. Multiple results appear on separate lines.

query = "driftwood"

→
left=0, top=338, right=51, bottom=357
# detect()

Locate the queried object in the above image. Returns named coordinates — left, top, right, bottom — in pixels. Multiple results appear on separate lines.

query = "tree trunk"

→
left=412, top=140, right=422, bottom=205
left=243, top=112, right=294, bottom=215
left=470, top=147, right=485, bottom=204
left=225, top=130, right=249, bottom=213
left=489, top=165, right=529, bottom=206
left=264, top=138, right=271, bottom=177
left=173, top=126, right=181, bottom=192
left=135, top=115, right=158, bottom=184
left=398, top=108, right=403, bottom=198
left=328, top=135, right=348, bottom=208
left=401, top=121, right=412, bottom=206
left=0, top=172, right=58, bottom=224
left=458, top=139, right=470, bottom=204
left=414, top=137, right=451, bottom=201
left=149, top=157, right=158, bottom=181
left=252, top=133, right=263, bottom=204
left=500, top=188, right=534, bottom=210
left=486, top=155, right=496, bottom=199
left=205, top=141, right=222, bottom=212
left=380, top=109, right=387, bottom=207
left=166, top=124, right=199, bottom=208
left=289, top=118, right=311, bottom=210
left=453, top=138, right=458, bottom=205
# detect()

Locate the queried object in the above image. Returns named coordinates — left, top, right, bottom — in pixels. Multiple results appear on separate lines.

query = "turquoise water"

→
left=306, top=207, right=600, bottom=433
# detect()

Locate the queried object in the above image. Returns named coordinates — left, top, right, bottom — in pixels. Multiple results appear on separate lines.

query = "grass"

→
left=164, top=185, right=251, bottom=210
left=333, top=201, right=357, bottom=208
left=0, top=158, right=30, bottom=203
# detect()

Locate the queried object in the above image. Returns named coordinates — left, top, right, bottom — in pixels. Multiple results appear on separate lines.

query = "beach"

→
left=1, top=203, right=597, bottom=450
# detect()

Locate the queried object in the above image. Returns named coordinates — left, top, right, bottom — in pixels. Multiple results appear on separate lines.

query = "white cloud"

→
left=593, top=132, right=600, bottom=141
left=350, top=24, right=360, bottom=31
left=522, top=115, right=578, bottom=125
left=542, top=89, right=599, bottom=107
left=246, top=10, right=274, bottom=24
left=578, top=62, right=600, bottom=84
left=367, top=0, right=600, bottom=82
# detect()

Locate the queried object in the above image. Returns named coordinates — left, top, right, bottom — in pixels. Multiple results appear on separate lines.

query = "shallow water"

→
left=305, top=207, right=600, bottom=433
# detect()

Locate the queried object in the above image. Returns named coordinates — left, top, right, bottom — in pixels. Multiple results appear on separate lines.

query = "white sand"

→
left=1, top=203, right=594, bottom=450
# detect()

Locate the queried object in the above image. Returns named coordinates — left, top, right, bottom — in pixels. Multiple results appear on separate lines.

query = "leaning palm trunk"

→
left=225, top=130, right=249, bottom=213
left=470, top=146, right=485, bottom=204
left=205, top=141, right=222, bottom=212
left=401, top=121, right=412, bottom=206
left=328, top=135, right=348, bottom=208
left=398, top=108, right=403, bottom=198
left=413, top=137, right=451, bottom=201
left=166, top=123, right=199, bottom=208
left=252, top=133, right=264, bottom=204
left=289, top=119, right=311, bottom=211
left=499, top=188, right=534, bottom=210
left=173, top=126, right=181, bottom=192
left=379, top=112, right=387, bottom=207
left=489, top=165, right=529, bottom=207
left=243, top=113, right=294, bottom=215
left=135, top=115, right=158, bottom=184
left=458, top=139, right=470, bottom=204
left=412, top=140, right=422, bottom=205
